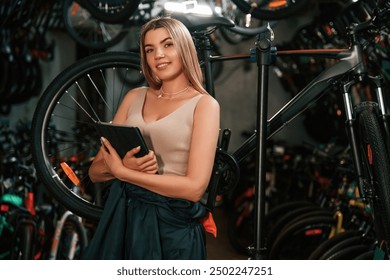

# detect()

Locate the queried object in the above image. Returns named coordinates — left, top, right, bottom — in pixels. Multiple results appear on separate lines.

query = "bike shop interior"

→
left=1, top=0, right=389, bottom=260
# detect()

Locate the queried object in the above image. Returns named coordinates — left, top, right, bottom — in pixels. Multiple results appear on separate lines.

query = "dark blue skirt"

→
left=82, top=180, right=207, bottom=260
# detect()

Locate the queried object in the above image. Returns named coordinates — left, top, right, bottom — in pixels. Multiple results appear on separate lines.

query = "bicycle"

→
left=31, top=1, right=390, bottom=259
left=48, top=209, right=88, bottom=260
left=0, top=122, right=88, bottom=260
left=62, top=0, right=281, bottom=49
left=74, top=0, right=309, bottom=23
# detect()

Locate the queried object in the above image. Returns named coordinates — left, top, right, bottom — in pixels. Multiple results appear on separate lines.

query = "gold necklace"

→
left=158, top=86, right=189, bottom=99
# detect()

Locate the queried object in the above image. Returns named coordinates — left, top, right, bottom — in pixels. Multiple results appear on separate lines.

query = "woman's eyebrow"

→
left=144, top=37, right=173, bottom=48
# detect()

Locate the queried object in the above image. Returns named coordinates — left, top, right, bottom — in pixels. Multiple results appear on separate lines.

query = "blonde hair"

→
left=139, top=16, right=208, bottom=95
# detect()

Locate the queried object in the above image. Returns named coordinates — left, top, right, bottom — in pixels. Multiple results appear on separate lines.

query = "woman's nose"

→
left=155, top=48, right=165, bottom=59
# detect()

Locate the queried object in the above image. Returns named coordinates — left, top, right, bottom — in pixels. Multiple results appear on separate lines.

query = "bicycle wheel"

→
left=31, top=51, right=143, bottom=221
left=231, top=0, right=310, bottom=20
left=11, top=217, right=36, bottom=260
left=308, top=230, right=360, bottom=260
left=55, top=215, right=88, bottom=260
left=227, top=199, right=314, bottom=256
left=63, top=0, right=130, bottom=49
left=357, top=103, right=390, bottom=256
left=79, top=0, right=140, bottom=24
left=328, top=244, right=372, bottom=260
left=319, top=235, right=370, bottom=260
left=265, top=205, right=327, bottom=249
left=268, top=214, right=335, bottom=259
left=354, top=249, right=374, bottom=260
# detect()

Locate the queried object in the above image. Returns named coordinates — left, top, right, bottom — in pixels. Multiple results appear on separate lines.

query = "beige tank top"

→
left=126, top=87, right=203, bottom=175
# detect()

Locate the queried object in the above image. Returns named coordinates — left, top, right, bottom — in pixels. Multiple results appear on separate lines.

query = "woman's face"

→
left=144, top=27, right=183, bottom=83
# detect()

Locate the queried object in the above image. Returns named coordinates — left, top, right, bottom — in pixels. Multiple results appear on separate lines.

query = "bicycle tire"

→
left=63, top=0, right=129, bottom=50
left=31, top=51, right=143, bottom=221
left=319, top=235, right=364, bottom=260
left=11, top=218, right=35, bottom=260
left=308, top=230, right=360, bottom=260
left=354, top=249, right=374, bottom=260
left=79, top=0, right=140, bottom=24
left=266, top=205, right=328, bottom=249
left=231, top=0, right=310, bottom=20
left=357, top=103, right=390, bottom=255
left=56, top=215, right=88, bottom=259
left=264, top=200, right=314, bottom=231
left=268, top=214, right=334, bottom=259
left=326, top=244, right=371, bottom=260
left=227, top=199, right=314, bottom=256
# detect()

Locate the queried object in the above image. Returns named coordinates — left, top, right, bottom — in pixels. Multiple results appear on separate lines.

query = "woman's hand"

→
left=99, top=137, right=126, bottom=178
left=122, top=147, right=159, bottom=174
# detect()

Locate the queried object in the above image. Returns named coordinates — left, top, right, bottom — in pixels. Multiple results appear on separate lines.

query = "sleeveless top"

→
left=126, top=87, right=203, bottom=175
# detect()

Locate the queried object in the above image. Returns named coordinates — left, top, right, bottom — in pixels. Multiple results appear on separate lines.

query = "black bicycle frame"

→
left=231, top=46, right=363, bottom=160
left=200, top=23, right=389, bottom=259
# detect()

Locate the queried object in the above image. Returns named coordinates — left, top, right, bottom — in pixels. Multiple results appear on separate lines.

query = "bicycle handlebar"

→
left=349, top=1, right=390, bottom=34
left=226, top=21, right=278, bottom=37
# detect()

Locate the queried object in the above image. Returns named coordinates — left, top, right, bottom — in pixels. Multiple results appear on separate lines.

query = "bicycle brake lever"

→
left=256, top=22, right=274, bottom=44
left=267, top=22, right=274, bottom=42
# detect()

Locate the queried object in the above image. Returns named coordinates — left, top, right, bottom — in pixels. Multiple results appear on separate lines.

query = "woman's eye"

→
left=165, top=43, right=173, bottom=48
left=145, top=49, right=153, bottom=54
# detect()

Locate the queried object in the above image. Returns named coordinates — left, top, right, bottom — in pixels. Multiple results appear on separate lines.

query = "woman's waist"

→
left=123, top=183, right=206, bottom=219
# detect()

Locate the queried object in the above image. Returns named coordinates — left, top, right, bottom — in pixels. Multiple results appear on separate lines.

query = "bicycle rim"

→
left=31, top=51, right=143, bottom=221
left=80, top=0, right=140, bottom=24
left=357, top=104, right=390, bottom=255
left=63, top=0, right=129, bottom=50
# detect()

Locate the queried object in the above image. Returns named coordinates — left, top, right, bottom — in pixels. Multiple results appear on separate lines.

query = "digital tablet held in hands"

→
left=94, top=122, right=149, bottom=158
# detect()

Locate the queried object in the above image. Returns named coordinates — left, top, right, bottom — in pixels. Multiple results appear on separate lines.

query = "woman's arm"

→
left=99, top=94, right=220, bottom=202
left=88, top=88, right=158, bottom=182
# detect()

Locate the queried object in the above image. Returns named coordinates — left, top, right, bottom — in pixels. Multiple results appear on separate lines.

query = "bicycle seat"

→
left=170, top=12, right=234, bottom=33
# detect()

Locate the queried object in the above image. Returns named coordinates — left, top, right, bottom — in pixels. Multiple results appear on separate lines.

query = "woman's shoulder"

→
left=122, top=86, right=148, bottom=101
left=116, top=87, right=147, bottom=110
left=194, top=93, right=220, bottom=118
left=197, top=93, right=219, bottom=108
left=126, top=86, right=149, bottom=96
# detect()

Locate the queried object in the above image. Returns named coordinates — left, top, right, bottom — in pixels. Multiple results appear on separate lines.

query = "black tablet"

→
left=94, top=122, right=149, bottom=158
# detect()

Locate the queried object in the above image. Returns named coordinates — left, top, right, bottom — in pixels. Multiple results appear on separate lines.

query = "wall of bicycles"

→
left=0, top=1, right=79, bottom=126
left=1, top=0, right=390, bottom=260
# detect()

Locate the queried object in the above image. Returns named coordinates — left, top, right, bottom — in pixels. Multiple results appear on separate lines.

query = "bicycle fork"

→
left=342, top=74, right=389, bottom=201
left=49, top=211, right=80, bottom=260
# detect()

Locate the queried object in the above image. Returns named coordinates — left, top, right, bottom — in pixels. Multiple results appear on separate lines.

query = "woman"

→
left=83, top=16, right=220, bottom=260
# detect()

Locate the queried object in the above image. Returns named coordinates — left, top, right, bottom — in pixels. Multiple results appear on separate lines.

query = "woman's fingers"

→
left=100, top=137, right=110, bottom=154
left=126, top=146, right=141, bottom=157
left=139, top=150, right=158, bottom=172
left=122, top=149, right=158, bottom=173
